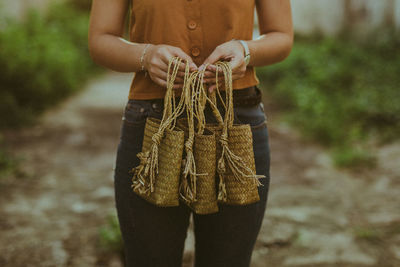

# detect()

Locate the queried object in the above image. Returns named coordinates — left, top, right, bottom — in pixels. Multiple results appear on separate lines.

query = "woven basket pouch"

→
left=205, top=123, right=260, bottom=205
left=177, top=118, right=219, bottom=214
left=132, top=117, right=185, bottom=206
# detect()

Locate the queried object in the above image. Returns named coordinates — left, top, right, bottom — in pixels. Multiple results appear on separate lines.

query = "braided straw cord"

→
left=131, top=57, right=187, bottom=197
left=179, top=65, right=211, bottom=204
left=178, top=64, right=219, bottom=214
left=179, top=66, right=199, bottom=203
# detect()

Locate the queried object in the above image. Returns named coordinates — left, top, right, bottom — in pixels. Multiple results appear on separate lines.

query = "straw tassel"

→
left=180, top=137, right=197, bottom=202
left=212, top=62, right=264, bottom=199
left=131, top=151, right=151, bottom=195
left=218, top=133, right=263, bottom=185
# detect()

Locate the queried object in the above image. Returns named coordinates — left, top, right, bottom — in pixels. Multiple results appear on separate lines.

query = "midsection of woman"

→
left=88, top=0, right=293, bottom=98
left=88, top=1, right=293, bottom=266
left=128, top=0, right=258, bottom=99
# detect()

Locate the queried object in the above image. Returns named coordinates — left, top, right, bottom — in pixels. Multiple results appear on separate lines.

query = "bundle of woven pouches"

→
left=130, top=56, right=264, bottom=214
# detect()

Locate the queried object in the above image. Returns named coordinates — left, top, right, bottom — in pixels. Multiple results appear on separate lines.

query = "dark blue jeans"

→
left=113, top=97, right=271, bottom=267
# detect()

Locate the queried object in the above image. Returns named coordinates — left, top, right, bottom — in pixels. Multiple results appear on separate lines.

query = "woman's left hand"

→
left=199, top=40, right=247, bottom=92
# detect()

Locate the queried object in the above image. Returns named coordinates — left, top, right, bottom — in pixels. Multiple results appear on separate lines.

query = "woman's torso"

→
left=128, top=0, right=259, bottom=99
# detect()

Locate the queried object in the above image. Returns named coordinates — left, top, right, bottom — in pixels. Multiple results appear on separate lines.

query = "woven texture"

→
left=178, top=119, right=219, bottom=214
left=130, top=57, right=263, bottom=210
left=132, top=117, right=184, bottom=206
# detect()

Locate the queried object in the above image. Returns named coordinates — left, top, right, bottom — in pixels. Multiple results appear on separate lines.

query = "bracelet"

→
left=232, top=39, right=250, bottom=66
left=140, top=44, right=151, bottom=72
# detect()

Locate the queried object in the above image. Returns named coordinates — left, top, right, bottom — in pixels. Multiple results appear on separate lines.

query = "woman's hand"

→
left=199, top=40, right=247, bottom=92
left=143, top=44, right=198, bottom=89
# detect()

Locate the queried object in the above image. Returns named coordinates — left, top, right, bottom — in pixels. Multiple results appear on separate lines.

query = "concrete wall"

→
left=3, top=0, right=400, bottom=36
left=291, top=0, right=400, bottom=36
left=0, top=0, right=62, bottom=21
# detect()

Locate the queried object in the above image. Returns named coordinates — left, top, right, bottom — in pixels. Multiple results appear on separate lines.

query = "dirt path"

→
left=0, top=72, right=399, bottom=267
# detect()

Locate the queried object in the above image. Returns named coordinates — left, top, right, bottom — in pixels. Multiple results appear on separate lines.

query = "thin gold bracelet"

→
left=140, top=44, right=151, bottom=73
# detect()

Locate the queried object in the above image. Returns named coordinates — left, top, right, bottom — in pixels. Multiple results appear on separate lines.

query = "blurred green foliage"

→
left=353, top=226, right=382, bottom=243
left=257, top=32, right=400, bottom=167
left=0, top=135, right=18, bottom=178
left=68, top=0, right=92, bottom=12
left=99, top=213, right=124, bottom=254
left=0, top=1, right=101, bottom=129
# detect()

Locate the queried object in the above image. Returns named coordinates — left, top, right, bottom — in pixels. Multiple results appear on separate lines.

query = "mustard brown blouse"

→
left=128, top=0, right=259, bottom=99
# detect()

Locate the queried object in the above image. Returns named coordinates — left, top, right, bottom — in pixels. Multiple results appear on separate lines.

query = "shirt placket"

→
left=185, top=0, right=203, bottom=66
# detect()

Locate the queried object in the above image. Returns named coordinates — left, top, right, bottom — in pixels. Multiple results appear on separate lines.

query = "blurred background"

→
left=0, top=0, right=399, bottom=266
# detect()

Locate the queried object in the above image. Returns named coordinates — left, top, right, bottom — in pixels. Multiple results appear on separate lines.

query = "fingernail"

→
left=190, top=63, right=198, bottom=71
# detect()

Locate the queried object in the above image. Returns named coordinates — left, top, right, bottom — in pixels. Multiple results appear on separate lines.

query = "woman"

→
left=88, top=0, right=293, bottom=266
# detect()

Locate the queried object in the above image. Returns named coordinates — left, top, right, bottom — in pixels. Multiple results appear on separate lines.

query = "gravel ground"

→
left=1, top=72, right=399, bottom=267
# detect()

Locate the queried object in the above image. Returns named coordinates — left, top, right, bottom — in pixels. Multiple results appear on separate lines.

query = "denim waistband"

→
left=130, top=85, right=261, bottom=108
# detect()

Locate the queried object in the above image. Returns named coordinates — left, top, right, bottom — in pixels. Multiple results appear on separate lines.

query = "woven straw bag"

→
left=206, top=62, right=264, bottom=205
left=178, top=118, right=219, bottom=214
left=130, top=57, right=187, bottom=207
left=178, top=69, right=219, bottom=214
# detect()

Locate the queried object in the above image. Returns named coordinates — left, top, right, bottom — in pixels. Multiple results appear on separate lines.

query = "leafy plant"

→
left=0, top=2, right=101, bottom=129
left=99, top=213, right=124, bottom=253
left=0, top=135, right=19, bottom=179
left=257, top=32, right=400, bottom=167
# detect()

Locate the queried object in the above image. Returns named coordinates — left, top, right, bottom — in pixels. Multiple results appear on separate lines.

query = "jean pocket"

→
left=123, top=100, right=149, bottom=125
left=234, top=102, right=267, bottom=128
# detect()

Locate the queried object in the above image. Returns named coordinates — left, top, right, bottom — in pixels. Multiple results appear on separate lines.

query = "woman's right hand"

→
left=143, top=44, right=198, bottom=89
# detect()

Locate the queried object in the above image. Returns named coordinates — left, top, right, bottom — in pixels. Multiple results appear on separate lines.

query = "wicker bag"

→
left=130, top=57, right=187, bottom=207
left=178, top=69, right=219, bottom=214
left=206, top=62, right=264, bottom=205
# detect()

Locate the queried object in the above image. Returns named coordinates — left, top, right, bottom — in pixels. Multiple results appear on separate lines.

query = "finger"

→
left=208, top=80, right=224, bottom=93
left=158, top=51, right=196, bottom=73
left=203, top=70, right=219, bottom=78
left=202, top=76, right=226, bottom=84
left=152, top=76, right=184, bottom=90
left=176, top=70, right=190, bottom=78
left=154, top=60, right=170, bottom=73
left=170, top=48, right=198, bottom=71
left=202, top=77, right=216, bottom=84
left=173, top=84, right=183, bottom=90
left=199, top=45, right=227, bottom=71
left=177, top=61, right=197, bottom=72
left=204, top=66, right=244, bottom=84
left=201, top=69, right=227, bottom=81
left=152, top=76, right=168, bottom=88
left=152, top=69, right=185, bottom=84
left=229, top=56, right=242, bottom=71
left=159, top=69, right=189, bottom=78
left=205, top=64, right=218, bottom=72
left=231, top=64, right=247, bottom=80
left=156, top=63, right=189, bottom=81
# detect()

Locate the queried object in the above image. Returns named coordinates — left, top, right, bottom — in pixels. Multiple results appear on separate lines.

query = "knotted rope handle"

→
left=179, top=62, right=211, bottom=203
